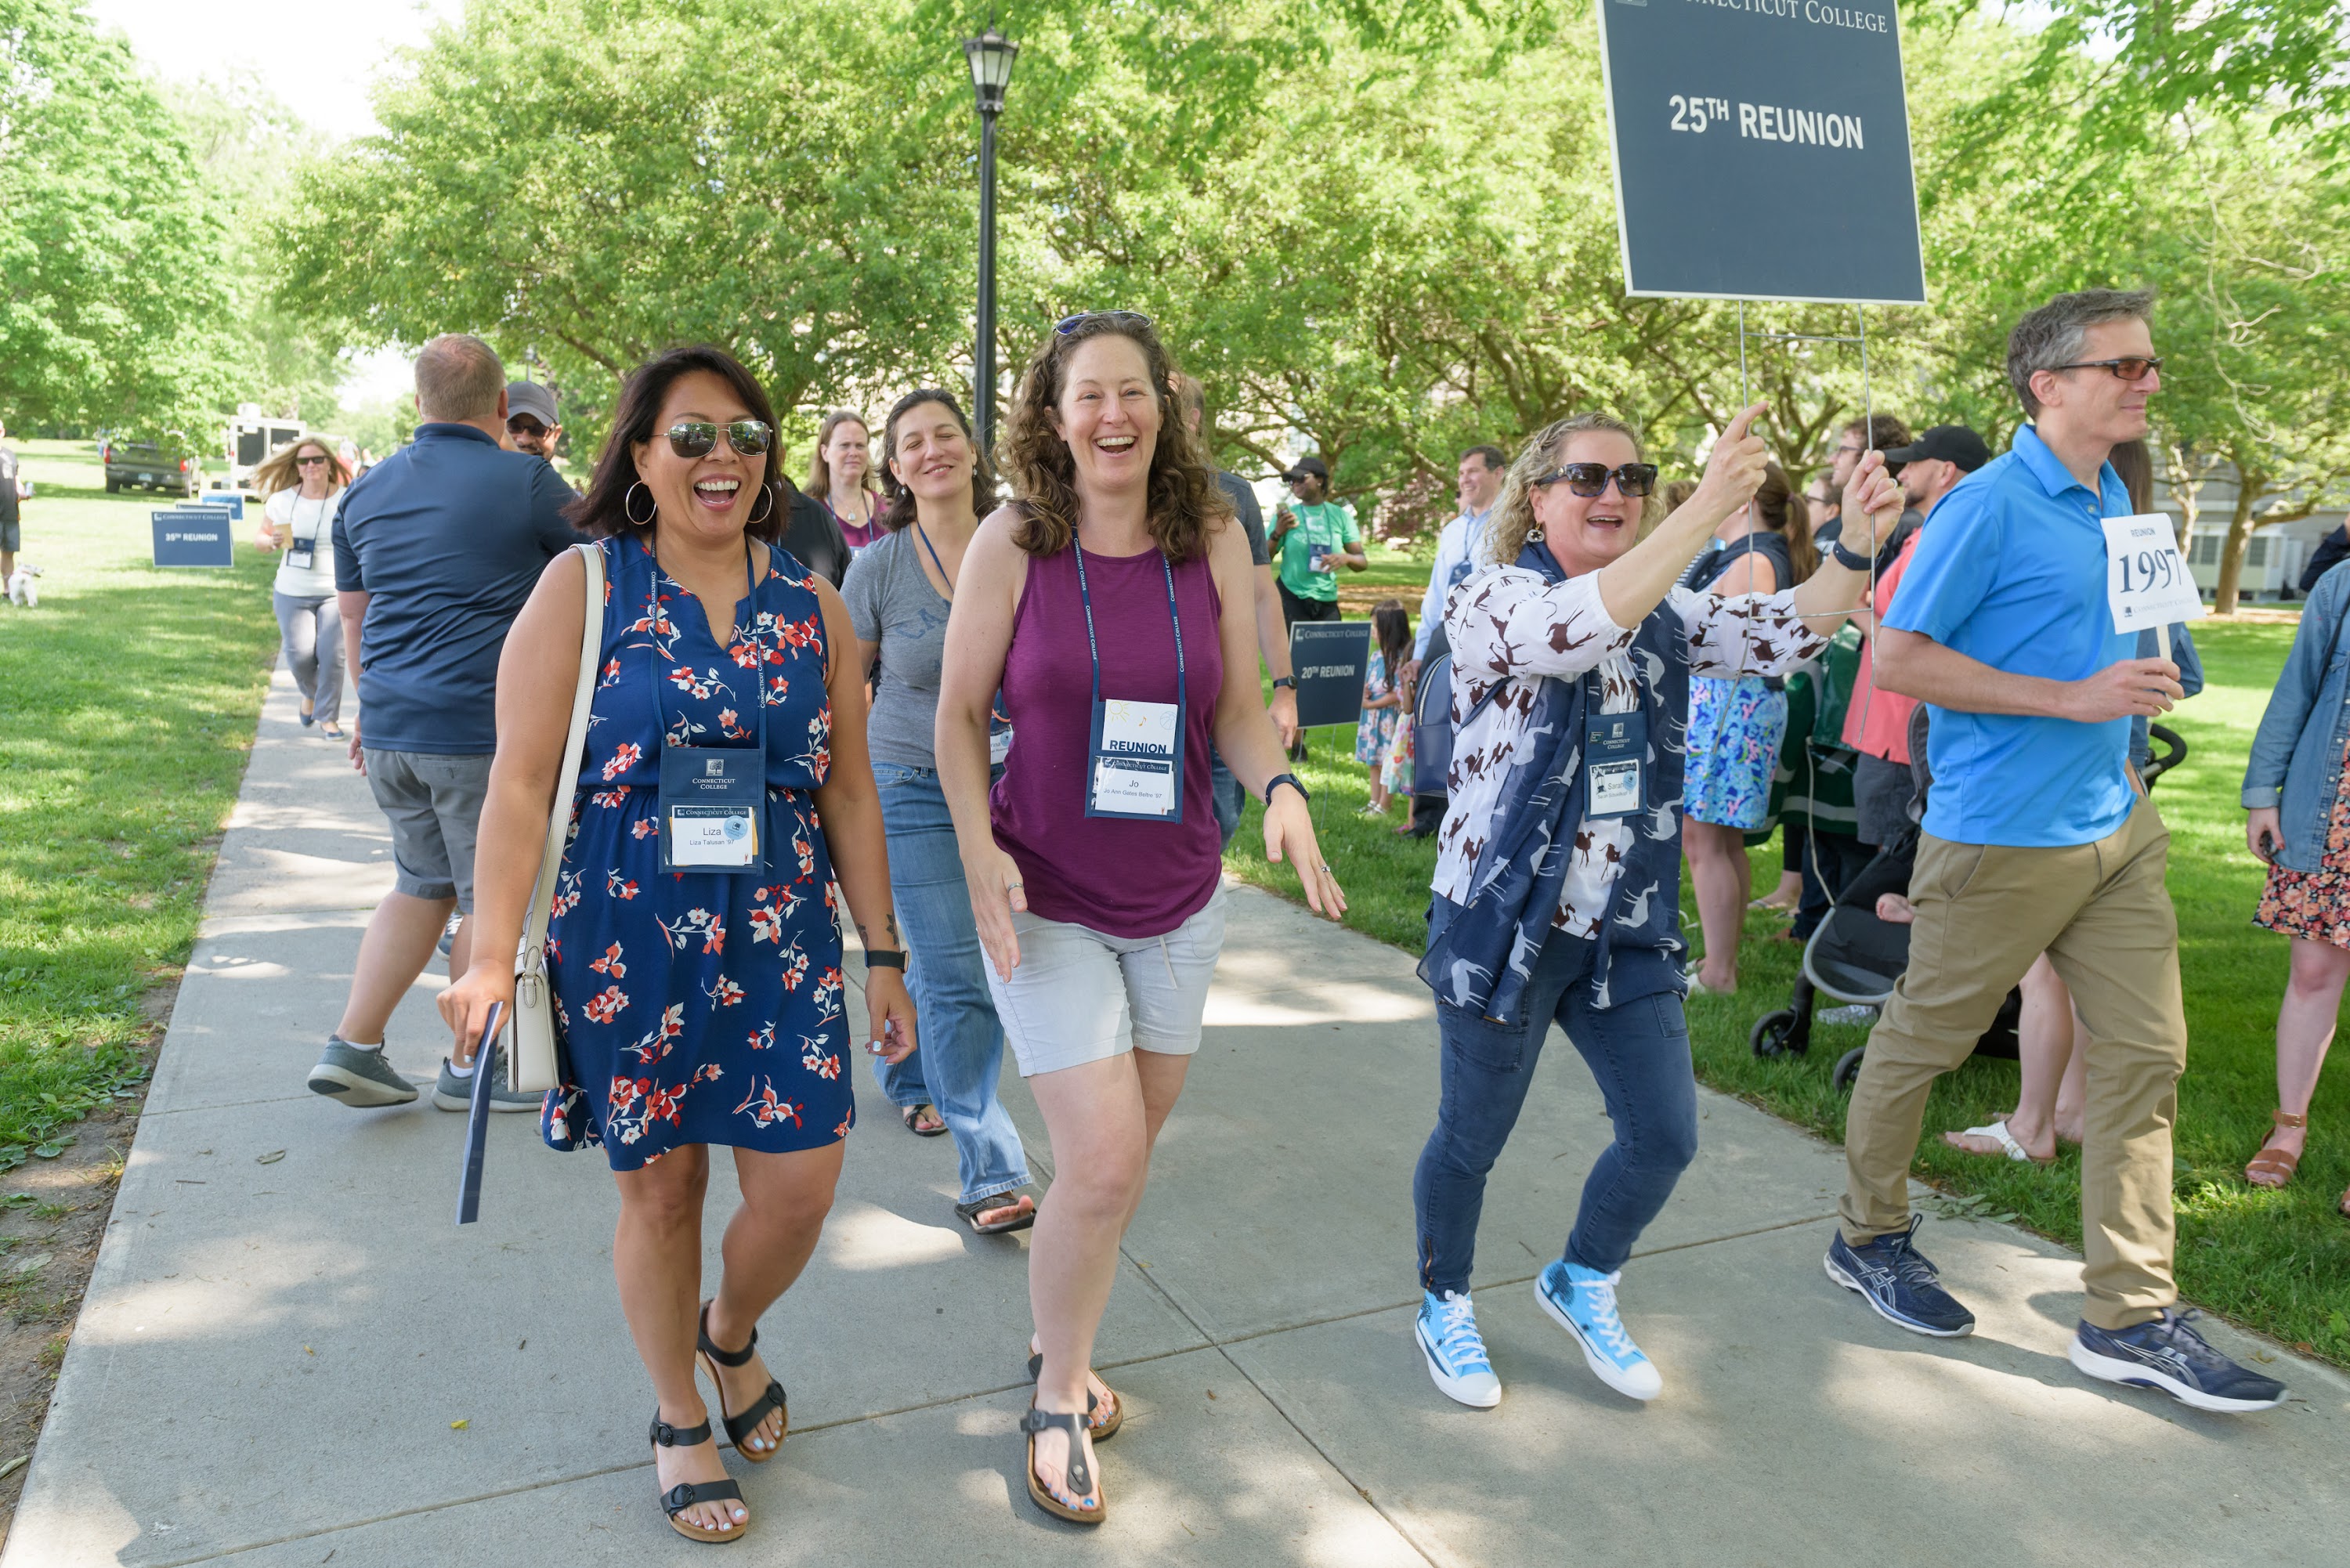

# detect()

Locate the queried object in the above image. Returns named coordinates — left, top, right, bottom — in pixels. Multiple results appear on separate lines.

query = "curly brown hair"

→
left=1001, top=313, right=1231, bottom=563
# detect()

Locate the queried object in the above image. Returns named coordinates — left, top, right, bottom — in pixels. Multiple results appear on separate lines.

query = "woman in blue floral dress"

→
left=442, top=346, right=914, bottom=1545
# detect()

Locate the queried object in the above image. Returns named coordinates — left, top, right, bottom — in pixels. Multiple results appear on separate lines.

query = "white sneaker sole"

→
left=432, top=1084, right=540, bottom=1112
left=1535, top=1277, right=1662, bottom=1401
left=2067, top=1338, right=2286, bottom=1413
left=1413, top=1319, right=1501, bottom=1408
left=307, top=1063, right=419, bottom=1107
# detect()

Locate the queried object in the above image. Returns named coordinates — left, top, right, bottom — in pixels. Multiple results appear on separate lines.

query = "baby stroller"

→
left=1748, top=717, right=2187, bottom=1092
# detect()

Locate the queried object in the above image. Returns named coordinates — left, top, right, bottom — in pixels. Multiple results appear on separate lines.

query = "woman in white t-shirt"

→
left=251, top=436, right=351, bottom=738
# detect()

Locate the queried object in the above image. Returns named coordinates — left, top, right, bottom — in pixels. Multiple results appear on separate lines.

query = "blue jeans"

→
left=1412, top=930, right=1699, bottom=1292
left=868, top=761, right=1031, bottom=1205
left=1210, top=746, right=1245, bottom=851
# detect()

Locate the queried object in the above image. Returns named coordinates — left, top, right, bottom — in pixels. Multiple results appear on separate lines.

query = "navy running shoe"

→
left=1824, top=1215, right=1976, bottom=1337
left=2070, top=1310, right=2287, bottom=1414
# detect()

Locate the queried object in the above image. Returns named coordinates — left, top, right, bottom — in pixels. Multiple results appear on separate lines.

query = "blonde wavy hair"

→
left=1483, top=411, right=1650, bottom=567
left=252, top=435, right=351, bottom=499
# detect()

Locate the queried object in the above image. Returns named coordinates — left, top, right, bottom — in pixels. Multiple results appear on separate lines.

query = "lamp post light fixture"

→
left=964, top=23, right=1018, bottom=458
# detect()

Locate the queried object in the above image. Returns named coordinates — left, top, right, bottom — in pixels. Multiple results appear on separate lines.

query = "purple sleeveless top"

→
left=990, top=539, right=1224, bottom=938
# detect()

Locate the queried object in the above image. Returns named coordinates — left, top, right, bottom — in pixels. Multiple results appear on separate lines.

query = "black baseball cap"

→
left=1882, top=425, right=1990, bottom=472
left=1281, top=456, right=1330, bottom=483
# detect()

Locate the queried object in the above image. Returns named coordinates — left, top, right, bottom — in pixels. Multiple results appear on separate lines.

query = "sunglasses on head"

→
left=666, top=419, right=773, bottom=459
left=295, top=454, right=330, bottom=468
left=1533, top=461, right=1658, bottom=499
left=2052, top=356, right=2164, bottom=381
left=1055, top=309, right=1154, bottom=335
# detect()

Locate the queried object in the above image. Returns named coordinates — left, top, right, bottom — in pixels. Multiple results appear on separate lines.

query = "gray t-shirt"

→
left=841, top=528, right=953, bottom=768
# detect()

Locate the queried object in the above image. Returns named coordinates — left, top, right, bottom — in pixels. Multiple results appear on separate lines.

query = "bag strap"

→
left=521, top=541, right=605, bottom=965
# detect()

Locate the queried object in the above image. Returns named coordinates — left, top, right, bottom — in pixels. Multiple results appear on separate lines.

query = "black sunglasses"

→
left=666, top=419, right=773, bottom=459
left=1533, top=461, right=1658, bottom=499
left=1055, top=309, right=1154, bottom=335
left=507, top=415, right=548, bottom=435
left=295, top=454, right=330, bottom=468
left=2052, top=356, right=2164, bottom=381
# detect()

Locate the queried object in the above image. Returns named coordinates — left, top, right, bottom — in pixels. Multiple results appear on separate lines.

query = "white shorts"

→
left=986, top=888, right=1227, bottom=1077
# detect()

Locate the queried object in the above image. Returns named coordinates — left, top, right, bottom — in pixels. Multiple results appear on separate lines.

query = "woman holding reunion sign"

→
left=935, top=311, right=1343, bottom=1526
left=1408, top=403, right=1905, bottom=1411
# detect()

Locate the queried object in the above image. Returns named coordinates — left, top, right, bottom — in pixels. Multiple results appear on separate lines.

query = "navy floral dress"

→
left=541, top=534, right=853, bottom=1170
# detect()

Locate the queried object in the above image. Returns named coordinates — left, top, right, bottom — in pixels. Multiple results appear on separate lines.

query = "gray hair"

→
left=2007, top=288, right=2155, bottom=416
left=414, top=334, right=507, bottom=425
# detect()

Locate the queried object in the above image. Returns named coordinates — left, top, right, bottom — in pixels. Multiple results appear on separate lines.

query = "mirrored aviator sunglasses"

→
left=1536, top=461, right=1658, bottom=499
left=1055, top=309, right=1154, bottom=335
left=666, top=419, right=774, bottom=459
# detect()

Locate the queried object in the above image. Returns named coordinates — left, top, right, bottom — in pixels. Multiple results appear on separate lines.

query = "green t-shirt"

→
left=1270, top=500, right=1360, bottom=602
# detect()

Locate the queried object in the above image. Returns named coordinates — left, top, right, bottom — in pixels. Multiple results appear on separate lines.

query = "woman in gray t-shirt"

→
left=842, top=390, right=1036, bottom=1234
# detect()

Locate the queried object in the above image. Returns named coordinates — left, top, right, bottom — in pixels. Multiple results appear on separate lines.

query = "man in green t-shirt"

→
left=1268, top=455, right=1365, bottom=626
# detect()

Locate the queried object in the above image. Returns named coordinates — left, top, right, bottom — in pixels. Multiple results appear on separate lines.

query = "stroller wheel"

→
left=1749, top=1008, right=1803, bottom=1059
left=1831, top=1046, right=1867, bottom=1094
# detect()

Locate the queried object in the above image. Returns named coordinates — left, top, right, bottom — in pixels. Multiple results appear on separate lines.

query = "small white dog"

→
left=6, top=564, right=40, bottom=608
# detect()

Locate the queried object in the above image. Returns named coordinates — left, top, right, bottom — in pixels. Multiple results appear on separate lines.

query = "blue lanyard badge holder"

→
left=284, top=495, right=327, bottom=570
left=1074, top=540, right=1186, bottom=824
left=1584, top=706, right=1647, bottom=820
left=656, top=555, right=772, bottom=873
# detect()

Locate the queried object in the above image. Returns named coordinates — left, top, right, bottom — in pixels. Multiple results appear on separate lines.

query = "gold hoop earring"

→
left=624, top=482, right=656, bottom=526
left=748, top=483, right=775, bottom=526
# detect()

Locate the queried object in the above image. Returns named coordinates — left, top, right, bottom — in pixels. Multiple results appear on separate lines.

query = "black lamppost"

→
left=964, top=22, right=1018, bottom=458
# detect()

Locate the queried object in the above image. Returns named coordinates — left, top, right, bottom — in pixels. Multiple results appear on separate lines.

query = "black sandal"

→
left=649, top=1411, right=748, bottom=1544
left=901, top=1103, right=948, bottom=1136
left=956, top=1188, right=1038, bottom=1235
left=696, top=1302, right=788, bottom=1463
left=1021, top=1405, right=1105, bottom=1525
left=1026, top=1350, right=1123, bottom=1440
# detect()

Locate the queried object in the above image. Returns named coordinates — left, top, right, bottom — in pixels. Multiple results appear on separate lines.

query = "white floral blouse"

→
left=1432, top=565, right=1828, bottom=937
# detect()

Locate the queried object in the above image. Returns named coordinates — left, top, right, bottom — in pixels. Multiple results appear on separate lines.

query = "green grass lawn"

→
left=1227, top=609, right=2350, bottom=1367
left=0, top=439, right=279, bottom=1169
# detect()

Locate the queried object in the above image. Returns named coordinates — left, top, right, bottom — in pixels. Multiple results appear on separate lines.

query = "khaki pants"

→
left=1838, top=799, right=2186, bottom=1331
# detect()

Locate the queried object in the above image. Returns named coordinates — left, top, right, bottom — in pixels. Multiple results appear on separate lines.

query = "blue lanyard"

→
left=1071, top=529, right=1184, bottom=719
left=913, top=521, right=954, bottom=595
left=649, top=538, right=769, bottom=762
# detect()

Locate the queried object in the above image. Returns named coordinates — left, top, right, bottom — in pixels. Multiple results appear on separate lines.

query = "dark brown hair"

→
left=1752, top=463, right=1820, bottom=585
left=1001, top=315, right=1231, bottom=562
left=568, top=345, right=785, bottom=544
left=1371, top=598, right=1412, bottom=682
left=877, top=388, right=997, bottom=532
left=2109, top=438, right=2154, bottom=513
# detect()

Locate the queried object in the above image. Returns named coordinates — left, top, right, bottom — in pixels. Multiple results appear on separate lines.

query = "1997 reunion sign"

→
left=1596, top=0, right=1927, bottom=305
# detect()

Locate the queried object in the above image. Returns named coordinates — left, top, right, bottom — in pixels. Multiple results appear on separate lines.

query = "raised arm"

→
left=1593, top=403, right=1769, bottom=629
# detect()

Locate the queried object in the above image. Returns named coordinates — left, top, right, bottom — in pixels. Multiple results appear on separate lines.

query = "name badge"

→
left=2100, top=514, right=2207, bottom=634
left=1585, top=709, right=1648, bottom=820
left=1309, top=541, right=1332, bottom=575
left=659, top=745, right=767, bottom=873
left=285, top=537, right=316, bottom=569
left=1087, top=697, right=1183, bottom=822
left=989, top=724, right=1014, bottom=768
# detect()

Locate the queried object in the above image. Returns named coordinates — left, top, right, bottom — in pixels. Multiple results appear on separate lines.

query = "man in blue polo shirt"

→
left=1824, top=289, right=2286, bottom=1414
left=308, top=334, right=580, bottom=1114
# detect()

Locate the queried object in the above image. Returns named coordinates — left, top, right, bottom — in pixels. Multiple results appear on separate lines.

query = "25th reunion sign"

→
left=1597, top=0, right=1928, bottom=305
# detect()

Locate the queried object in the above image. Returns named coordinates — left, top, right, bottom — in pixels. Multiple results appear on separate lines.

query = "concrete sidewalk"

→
left=6, top=664, right=2347, bottom=1568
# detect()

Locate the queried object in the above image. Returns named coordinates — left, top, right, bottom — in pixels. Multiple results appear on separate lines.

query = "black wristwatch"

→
left=1829, top=539, right=1876, bottom=573
left=1264, top=772, right=1311, bottom=807
left=1271, top=676, right=1296, bottom=691
left=864, top=948, right=906, bottom=970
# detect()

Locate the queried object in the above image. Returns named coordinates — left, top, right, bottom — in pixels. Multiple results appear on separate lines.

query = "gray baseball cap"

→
left=506, top=381, right=559, bottom=428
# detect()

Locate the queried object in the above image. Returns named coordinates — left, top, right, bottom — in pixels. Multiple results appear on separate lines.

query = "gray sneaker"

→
left=308, top=1036, right=420, bottom=1107
left=433, top=1045, right=543, bottom=1113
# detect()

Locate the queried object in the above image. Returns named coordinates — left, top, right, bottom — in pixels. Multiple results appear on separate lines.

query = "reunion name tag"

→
left=1087, top=697, right=1181, bottom=821
left=1585, top=709, right=1647, bottom=820
left=659, top=745, right=768, bottom=873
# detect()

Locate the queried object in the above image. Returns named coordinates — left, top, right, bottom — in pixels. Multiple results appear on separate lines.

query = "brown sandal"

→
left=1021, top=1405, right=1105, bottom=1525
left=2244, top=1109, right=2308, bottom=1189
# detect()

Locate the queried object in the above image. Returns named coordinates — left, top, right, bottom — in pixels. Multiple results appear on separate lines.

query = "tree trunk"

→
left=2212, top=462, right=2263, bottom=615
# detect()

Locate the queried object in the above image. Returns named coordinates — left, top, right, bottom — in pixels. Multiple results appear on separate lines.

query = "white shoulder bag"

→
left=504, top=540, right=606, bottom=1093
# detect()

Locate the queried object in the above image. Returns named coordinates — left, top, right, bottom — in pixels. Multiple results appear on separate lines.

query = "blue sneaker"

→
left=1824, top=1215, right=1975, bottom=1337
left=2070, top=1310, right=2287, bottom=1414
left=1536, top=1261, right=1662, bottom=1400
left=1414, top=1290, right=1501, bottom=1408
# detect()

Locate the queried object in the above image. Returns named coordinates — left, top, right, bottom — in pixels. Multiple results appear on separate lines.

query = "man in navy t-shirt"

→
left=307, top=334, right=580, bottom=1114
left=1824, top=290, right=2285, bottom=1414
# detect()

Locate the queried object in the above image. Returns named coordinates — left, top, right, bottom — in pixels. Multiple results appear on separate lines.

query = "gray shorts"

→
left=1853, top=752, right=1917, bottom=848
left=364, top=749, right=493, bottom=908
left=0, top=513, right=19, bottom=554
left=985, top=888, right=1227, bottom=1077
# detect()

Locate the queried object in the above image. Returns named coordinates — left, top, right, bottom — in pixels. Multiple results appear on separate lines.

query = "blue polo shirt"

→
left=333, top=424, right=581, bottom=753
left=1882, top=425, right=2135, bottom=848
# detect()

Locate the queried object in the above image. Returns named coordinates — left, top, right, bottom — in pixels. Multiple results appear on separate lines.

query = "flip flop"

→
left=956, top=1188, right=1038, bottom=1235
left=1943, top=1119, right=2054, bottom=1166
left=1021, top=1405, right=1104, bottom=1525
left=901, top=1103, right=947, bottom=1137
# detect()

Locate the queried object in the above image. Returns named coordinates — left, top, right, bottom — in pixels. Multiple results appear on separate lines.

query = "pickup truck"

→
left=103, top=439, right=200, bottom=497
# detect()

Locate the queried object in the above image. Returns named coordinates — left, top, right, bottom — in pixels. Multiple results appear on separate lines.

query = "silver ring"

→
left=1006, top=879, right=1024, bottom=888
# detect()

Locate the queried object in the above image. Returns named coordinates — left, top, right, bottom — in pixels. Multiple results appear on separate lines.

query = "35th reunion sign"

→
left=1596, top=0, right=1928, bottom=305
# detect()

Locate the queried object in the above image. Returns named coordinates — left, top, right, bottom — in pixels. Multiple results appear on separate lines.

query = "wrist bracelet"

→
left=1271, top=676, right=1296, bottom=691
left=1829, top=540, right=1875, bottom=573
left=1264, top=771, right=1311, bottom=807
left=864, top=949, right=907, bottom=971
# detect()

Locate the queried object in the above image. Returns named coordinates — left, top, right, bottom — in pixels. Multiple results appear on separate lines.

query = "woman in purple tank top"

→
left=938, top=313, right=1345, bottom=1526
